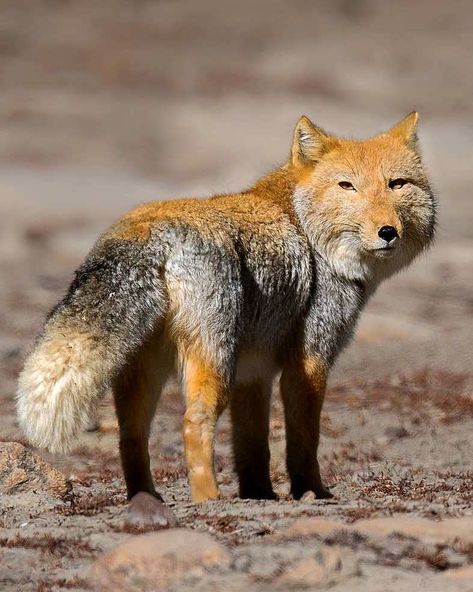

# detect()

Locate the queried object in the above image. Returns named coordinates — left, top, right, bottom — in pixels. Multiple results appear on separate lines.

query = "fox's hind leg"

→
left=231, top=352, right=277, bottom=500
left=181, top=349, right=229, bottom=502
left=113, top=331, right=174, bottom=501
left=280, top=354, right=332, bottom=500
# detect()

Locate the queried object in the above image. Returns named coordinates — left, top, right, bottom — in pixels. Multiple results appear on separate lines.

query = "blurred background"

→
left=1, top=0, right=473, bottom=390
left=1, top=5, right=473, bottom=588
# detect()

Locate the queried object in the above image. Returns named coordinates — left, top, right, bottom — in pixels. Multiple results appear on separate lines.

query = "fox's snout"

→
left=364, top=225, right=399, bottom=255
left=362, top=215, right=403, bottom=255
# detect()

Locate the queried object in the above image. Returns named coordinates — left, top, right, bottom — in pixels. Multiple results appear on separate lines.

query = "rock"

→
left=353, top=516, right=473, bottom=546
left=127, top=492, right=178, bottom=528
left=444, top=565, right=473, bottom=579
left=273, top=518, right=344, bottom=539
left=0, top=441, right=71, bottom=498
left=273, top=515, right=473, bottom=557
left=300, top=491, right=317, bottom=503
left=89, top=528, right=231, bottom=591
left=277, top=545, right=359, bottom=588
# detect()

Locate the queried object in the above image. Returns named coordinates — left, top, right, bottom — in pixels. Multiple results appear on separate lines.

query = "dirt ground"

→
left=1, top=1, right=472, bottom=590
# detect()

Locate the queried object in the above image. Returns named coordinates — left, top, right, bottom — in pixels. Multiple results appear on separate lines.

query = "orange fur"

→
left=181, top=349, right=228, bottom=502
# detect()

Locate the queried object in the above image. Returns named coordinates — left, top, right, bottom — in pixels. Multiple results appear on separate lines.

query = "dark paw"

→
left=314, top=485, right=334, bottom=499
left=240, top=490, right=279, bottom=501
left=239, top=484, right=279, bottom=501
left=127, top=492, right=178, bottom=528
left=291, top=475, right=334, bottom=500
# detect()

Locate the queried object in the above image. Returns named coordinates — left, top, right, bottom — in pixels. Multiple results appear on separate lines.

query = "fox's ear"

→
left=291, top=116, right=333, bottom=166
left=387, top=112, right=419, bottom=147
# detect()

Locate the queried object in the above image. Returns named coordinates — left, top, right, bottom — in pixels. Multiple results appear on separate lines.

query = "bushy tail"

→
left=16, top=238, right=167, bottom=453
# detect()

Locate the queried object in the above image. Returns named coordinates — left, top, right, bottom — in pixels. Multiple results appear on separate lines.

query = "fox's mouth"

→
left=370, top=246, right=397, bottom=257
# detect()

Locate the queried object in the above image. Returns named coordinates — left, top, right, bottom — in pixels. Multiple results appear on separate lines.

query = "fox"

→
left=17, top=112, right=435, bottom=524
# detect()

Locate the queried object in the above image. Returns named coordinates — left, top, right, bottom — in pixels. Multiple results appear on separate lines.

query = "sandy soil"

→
left=0, top=1, right=472, bottom=590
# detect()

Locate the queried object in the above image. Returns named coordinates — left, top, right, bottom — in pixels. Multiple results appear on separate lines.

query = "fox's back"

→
left=104, top=190, right=313, bottom=352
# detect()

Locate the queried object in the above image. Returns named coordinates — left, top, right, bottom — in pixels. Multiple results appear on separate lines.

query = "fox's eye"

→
left=389, top=178, right=407, bottom=190
left=338, top=181, right=355, bottom=191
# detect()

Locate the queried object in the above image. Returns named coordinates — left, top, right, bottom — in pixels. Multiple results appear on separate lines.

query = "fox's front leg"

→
left=182, top=351, right=228, bottom=502
left=280, top=353, right=332, bottom=500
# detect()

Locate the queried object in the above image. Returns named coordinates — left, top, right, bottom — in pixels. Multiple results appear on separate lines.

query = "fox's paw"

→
left=314, top=485, right=334, bottom=499
left=127, top=492, right=178, bottom=528
left=294, top=487, right=334, bottom=502
left=291, top=475, right=334, bottom=501
left=239, top=485, right=279, bottom=501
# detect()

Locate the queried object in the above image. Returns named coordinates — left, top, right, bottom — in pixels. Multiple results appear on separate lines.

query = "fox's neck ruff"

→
left=250, top=167, right=371, bottom=283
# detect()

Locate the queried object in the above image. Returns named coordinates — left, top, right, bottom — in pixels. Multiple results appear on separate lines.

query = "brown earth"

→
left=0, top=1, right=472, bottom=590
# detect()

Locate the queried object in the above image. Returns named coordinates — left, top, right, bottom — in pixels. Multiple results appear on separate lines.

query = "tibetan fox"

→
left=17, top=113, right=435, bottom=523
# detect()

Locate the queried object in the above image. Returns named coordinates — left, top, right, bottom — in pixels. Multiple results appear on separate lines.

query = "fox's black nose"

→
left=378, top=226, right=398, bottom=243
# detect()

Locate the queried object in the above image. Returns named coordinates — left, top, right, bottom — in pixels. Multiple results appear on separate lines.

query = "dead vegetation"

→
left=0, top=534, right=97, bottom=559
left=328, top=370, right=472, bottom=424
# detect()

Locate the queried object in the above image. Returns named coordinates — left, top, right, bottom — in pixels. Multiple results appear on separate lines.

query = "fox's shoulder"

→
left=103, top=186, right=297, bottom=244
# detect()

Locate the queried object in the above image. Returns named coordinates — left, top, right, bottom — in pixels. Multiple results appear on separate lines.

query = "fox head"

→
left=290, top=113, right=436, bottom=284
